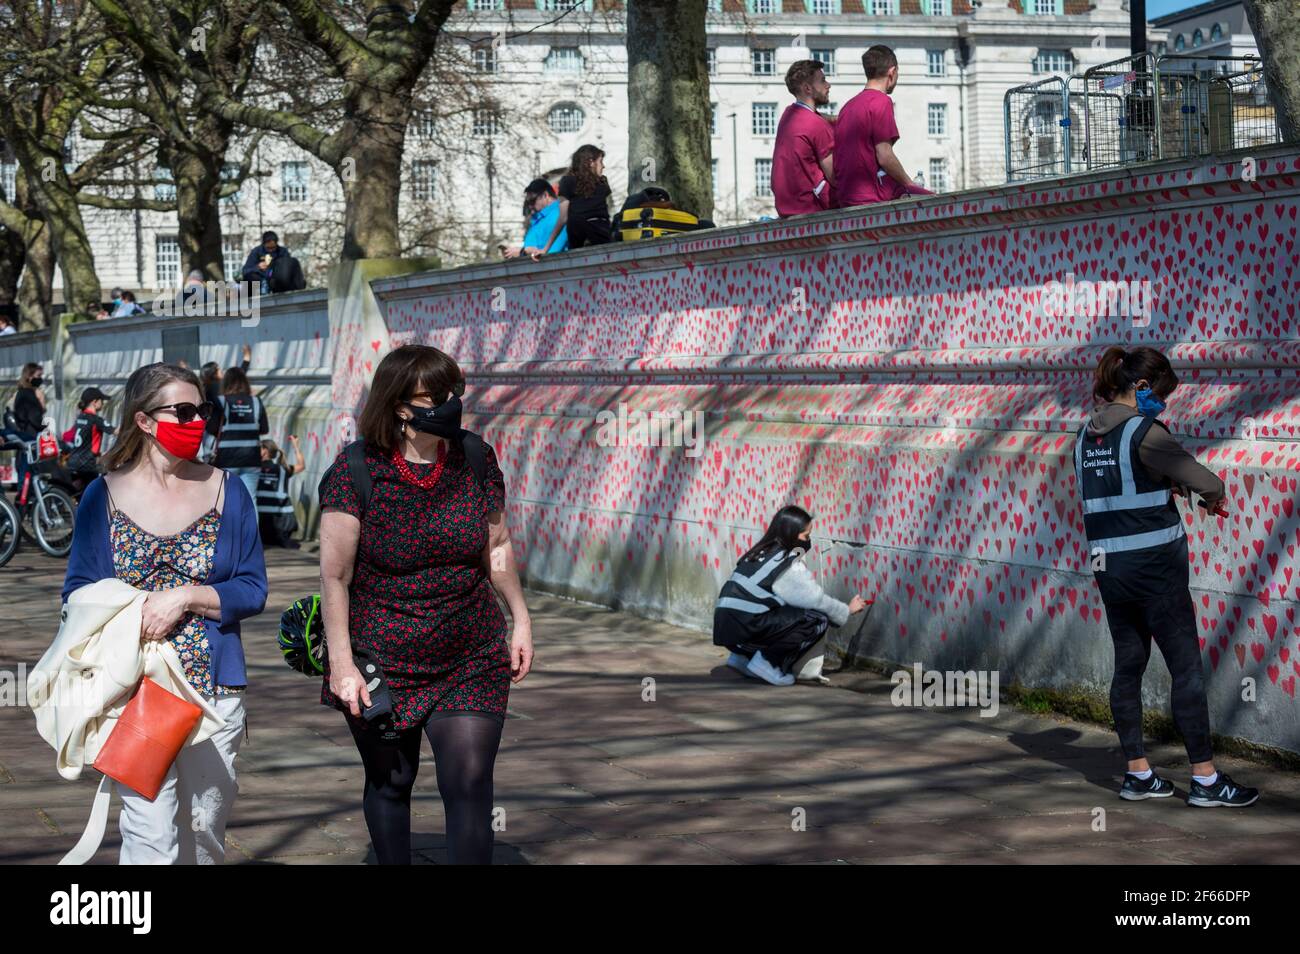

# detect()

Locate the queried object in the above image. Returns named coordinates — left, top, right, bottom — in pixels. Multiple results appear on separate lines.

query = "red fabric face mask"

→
left=153, top=419, right=206, bottom=459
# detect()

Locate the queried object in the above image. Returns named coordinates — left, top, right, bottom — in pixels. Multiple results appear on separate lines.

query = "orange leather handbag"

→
left=92, top=676, right=203, bottom=800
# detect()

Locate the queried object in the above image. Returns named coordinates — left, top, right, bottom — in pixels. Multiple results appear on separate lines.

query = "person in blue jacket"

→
left=500, top=178, right=569, bottom=259
left=62, top=362, right=268, bottom=865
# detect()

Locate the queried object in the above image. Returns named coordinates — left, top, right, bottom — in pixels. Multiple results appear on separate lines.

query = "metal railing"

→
left=1003, top=52, right=1281, bottom=181
left=1004, top=77, right=1072, bottom=181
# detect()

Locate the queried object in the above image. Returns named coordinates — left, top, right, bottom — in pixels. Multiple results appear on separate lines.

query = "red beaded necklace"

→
left=390, top=440, right=448, bottom=490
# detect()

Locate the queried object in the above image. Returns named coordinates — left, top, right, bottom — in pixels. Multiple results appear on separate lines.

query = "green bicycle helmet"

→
left=278, top=594, right=328, bottom=676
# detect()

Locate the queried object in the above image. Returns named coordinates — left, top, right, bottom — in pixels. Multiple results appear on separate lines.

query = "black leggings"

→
left=568, top=215, right=612, bottom=248
left=734, top=608, right=830, bottom=674
left=347, top=711, right=504, bottom=865
left=1101, top=587, right=1213, bottom=764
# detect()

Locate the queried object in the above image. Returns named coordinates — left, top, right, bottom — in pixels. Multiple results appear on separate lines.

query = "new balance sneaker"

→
left=1119, top=772, right=1175, bottom=801
left=744, top=650, right=795, bottom=686
left=1187, top=772, right=1260, bottom=808
left=725, top=651, right=752, bottom=676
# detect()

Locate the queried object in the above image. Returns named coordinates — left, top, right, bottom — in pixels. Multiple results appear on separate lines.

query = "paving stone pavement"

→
left=2, top=546, right=1298, bottom=865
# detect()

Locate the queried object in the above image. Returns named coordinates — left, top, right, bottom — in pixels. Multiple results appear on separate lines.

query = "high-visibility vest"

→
left=255, top=461, right=294, bottom=515
left=214, top=395, right=262, bottom=468
left=711, top=546, right=803, bottom=646
left=1074, top=414, right=1186, bottom=599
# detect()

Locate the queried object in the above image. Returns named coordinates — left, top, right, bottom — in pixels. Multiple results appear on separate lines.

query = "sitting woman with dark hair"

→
left=713, top=505, right=869, bottom=686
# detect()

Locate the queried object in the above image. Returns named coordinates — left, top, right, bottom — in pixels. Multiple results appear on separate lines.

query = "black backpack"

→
left=342, top=430, right=490, bottom=521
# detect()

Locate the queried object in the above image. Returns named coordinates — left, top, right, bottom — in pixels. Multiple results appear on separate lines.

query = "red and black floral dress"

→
left=318, top=440, right=511, bottom=730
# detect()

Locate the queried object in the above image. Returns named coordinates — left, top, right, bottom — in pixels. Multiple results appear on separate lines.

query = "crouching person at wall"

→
left=713, top=505, right=868, bottom=686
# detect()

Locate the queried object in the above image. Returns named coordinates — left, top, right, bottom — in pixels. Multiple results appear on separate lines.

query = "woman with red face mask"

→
left=61, top=362, right=268, bottom=864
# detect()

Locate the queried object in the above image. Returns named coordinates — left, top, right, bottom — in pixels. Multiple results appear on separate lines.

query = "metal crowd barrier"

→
left=1003, top=52, right=1280, bottom=181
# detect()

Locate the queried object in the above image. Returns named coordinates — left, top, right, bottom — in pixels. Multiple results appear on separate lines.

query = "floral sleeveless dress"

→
left=110, top=491, right=242, bottom=696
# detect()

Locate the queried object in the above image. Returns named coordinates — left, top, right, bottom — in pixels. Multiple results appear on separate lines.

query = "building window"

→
left=927, top=49, right=946, bottom=76
left=811, top=49, right=836, bottom=75
left=869, top=0, right=898, bottom=14
left=1033, top=49, right=1073, bottom=75
left=471, top=45, right=497, bottom=73
left=1028, top=0, right=1061, bottom=14
left=1174, top=33, right=1186, bottom=51
left=928, top=158, right=948, bottom=192
left=752, top=102, right=777, bottom=137
left=155, top=235, right=180, bottom=290
left=711, top=103, right=718, bottom=136
left=712, top=158, right=719, bottom=200
left=927, top=103, right=948, bottom=136
left=752, top=48, right=775, bottom=76
left=222, top=234, right=244, bottom=283
left=152, top=166, right=176, bottom=203
left=755, top=158, right=772, bottom=197
left=473, top=108, right=500, bottom=137
left=706, top=48, right=716, bottom=75
left=467, top=0, right=503, bottom=9
left=281, top=161, right=309, bottom=203
left=817, top=101, right=838, bottom=118
left=707, top=0, right=723, bottom=11
left=548, top=103, right=586, bottom=134
left=412, top=160, right=437, bottom=201
left=1192, top=28, right=1203, bottom=48
left=412, top=108, right=436, bottom=140
left=1210, top=23, right=1223, bottom=42
left=747, top=0, right=779, bottom=13
left=544, top=47, right=584, bottom=74
left=806, top=0, right=841, bottom=13
left=921, top=0, right=950, bottom=12
left=537, top=1, right=592, bottom=11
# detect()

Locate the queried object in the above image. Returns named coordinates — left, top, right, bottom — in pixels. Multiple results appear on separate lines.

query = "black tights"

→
left=1102, top=587, right=1214, bottom=765
left=348, top=712, right=504, bottom=865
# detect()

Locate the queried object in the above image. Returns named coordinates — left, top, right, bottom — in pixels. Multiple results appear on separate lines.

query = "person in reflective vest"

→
left=1075, top=346, right=1257, bottom=807
left=213, top=367, right=268, bottom=500
left=256, top=436, right=303, bottom=549
left=712, top=505, right=868, bottom=686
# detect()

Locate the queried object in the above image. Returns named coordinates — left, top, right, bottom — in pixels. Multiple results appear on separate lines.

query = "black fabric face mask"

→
left=402, top=394, right=462, bottom=439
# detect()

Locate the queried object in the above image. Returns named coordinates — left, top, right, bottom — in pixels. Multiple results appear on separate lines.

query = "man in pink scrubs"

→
left=772, top=59, right=836, bottom=218
left=835, top=45, right=931, bottom=207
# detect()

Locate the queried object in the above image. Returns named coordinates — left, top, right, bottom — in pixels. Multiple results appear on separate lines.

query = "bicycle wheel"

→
left=0, top=494, right=19, bottom=567
left=33, top=486, right=77, bottom=558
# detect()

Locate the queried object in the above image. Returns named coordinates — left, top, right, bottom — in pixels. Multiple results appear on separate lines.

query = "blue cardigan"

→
left=62, top=472, right=269, bottom=688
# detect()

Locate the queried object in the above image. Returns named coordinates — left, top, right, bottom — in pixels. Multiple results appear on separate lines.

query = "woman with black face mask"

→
left=6, top=362, right=48, bottom=493
left=318, top=344, right=533, bottom=865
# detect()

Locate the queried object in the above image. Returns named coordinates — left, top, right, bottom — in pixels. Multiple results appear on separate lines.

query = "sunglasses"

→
left=146, top=401, right=214, bottom=423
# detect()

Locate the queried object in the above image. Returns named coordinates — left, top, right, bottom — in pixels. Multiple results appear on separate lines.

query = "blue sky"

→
left=1146, top=0, right=1204, bottom=16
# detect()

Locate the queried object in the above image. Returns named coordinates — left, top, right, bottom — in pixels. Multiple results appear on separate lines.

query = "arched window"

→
left=1192, top=28, right=1204, bottom=48
left=1210, top=23, right=1223, bottom=42
left=548, top=103, right=586, bottom=135
left=1174, top=33, right=1186, bottom=51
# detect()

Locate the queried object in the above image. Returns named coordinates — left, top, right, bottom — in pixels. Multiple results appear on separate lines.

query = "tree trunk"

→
left=0, top=221, right=23, bottom=311
left=33, top=168, right=101, bottom=321
left=173, top=144, right=229, bottom=282
left=627, top=0, right=713, bottom=221
left=16, top=220, right=54, bottom=331
left=338, top=110, right=407, bottom=260
left=1243, top=0, right=1300, bottom=143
